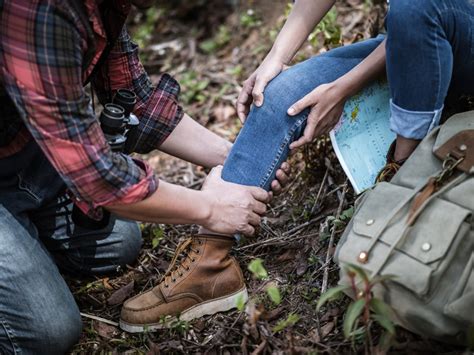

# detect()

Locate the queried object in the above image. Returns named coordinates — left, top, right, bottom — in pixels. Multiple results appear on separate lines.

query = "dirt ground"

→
left=70, top=1, right=471, bottom=354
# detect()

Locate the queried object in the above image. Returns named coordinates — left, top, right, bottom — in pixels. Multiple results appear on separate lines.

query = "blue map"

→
left=330, top=80, right=395, bottom=194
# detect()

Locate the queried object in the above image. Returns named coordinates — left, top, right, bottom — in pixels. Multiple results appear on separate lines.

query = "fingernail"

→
left=287, top=107, right=295, bottom=115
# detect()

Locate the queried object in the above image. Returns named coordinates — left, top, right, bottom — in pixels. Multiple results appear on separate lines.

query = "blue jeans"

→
left=223, top=0, right=473, bottom=187
left=386, top=0, right=474, bottom=139
left=0, top=142, right=142, bottom=354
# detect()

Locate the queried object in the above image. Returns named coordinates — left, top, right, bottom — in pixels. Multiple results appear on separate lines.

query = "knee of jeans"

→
left=261, top=71, right=303, bottom=115
left=28, top=304, right=82, bottom=354
left=386, top=0, right=434, bottom=34
left=113, top=220, right=142, bottom=266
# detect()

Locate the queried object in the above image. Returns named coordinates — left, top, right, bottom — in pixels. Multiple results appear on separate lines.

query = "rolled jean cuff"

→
left=389, top=99, right=443, bottom=140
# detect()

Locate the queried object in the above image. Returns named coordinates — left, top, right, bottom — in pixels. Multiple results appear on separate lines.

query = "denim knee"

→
left=386, top=0, right=435, bottom=34
left=10, top=303, right=83, bottom=355
left=114, top=220, right=142, bottom=266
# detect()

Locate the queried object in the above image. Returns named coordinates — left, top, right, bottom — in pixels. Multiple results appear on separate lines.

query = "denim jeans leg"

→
left=0, top=141, right=143, bottom=353
left=222, top=36, right=385, bottom=189
left=31, top=194, right=142, bottom=276
left=386, top=0, right=474, bottom=139
left=0, top=205, right=82, bottom=355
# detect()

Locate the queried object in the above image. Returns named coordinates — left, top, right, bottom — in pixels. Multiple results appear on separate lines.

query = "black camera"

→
left=71, top=89, right=140, bottom=229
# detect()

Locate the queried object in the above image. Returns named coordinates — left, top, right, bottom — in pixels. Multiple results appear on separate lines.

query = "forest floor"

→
left=71, top=1, right=471, bottom=354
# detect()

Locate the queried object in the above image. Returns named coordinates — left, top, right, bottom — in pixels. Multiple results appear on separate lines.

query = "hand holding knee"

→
left=288, top=81, right=348, bottom=150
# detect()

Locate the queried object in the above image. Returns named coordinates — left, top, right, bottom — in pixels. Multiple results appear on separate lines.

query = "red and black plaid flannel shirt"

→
left=0, top=0, right=183, bottom=213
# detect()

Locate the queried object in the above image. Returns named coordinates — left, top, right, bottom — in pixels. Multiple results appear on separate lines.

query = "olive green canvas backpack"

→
left=334, top=110, right=474, bottom=345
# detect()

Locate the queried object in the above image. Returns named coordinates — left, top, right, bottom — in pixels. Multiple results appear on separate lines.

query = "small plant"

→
left=273, top=313, right=300, bottom=333
left=151, top=226, right=164, bottom=249
left=133, top=7, right=162, bottom=48
left=199, top=25, right=231, bottom=54
left=177, top=71, right=210, bottom=104
left=317, top=264, right=396, bottom=352
left=240, top=9, right=261, bottom=28
left=308, top=8, right=341, bottom=48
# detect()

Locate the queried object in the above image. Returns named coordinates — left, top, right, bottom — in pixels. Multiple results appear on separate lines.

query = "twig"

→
left=80, top=313, right=119, bottom=327
left=321, top=181, right=348, bottom=294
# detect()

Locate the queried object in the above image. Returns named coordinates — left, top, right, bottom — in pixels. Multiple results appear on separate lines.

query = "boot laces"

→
left=163, top=237, right=202, bottom=288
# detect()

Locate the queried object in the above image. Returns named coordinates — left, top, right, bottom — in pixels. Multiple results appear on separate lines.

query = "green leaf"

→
left=372, top=314, right=395, bottom=335
left=151, top=227, right=164, bottom=249
left=247, top=258, right=268, bottom=280
left=343, top=299, right=365, bottom=339
left=345, top=263, right=369, bottom=284
left=272, top=313, right=300, bottom=333
left=266, top=285, right=281, bottom=305
left=340, top=206, right=354, bottom=220
left=369, top=298, right=394, bottom=320
left=235, top=293, right=246, bottom=312
left=316, top=285, right=349, bottom=311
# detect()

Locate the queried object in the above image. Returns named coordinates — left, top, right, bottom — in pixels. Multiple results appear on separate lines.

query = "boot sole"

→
left=119, top=287, right=248, bottom=333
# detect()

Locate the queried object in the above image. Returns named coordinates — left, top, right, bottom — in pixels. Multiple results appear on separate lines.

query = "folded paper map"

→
left=330, top=80, right=395, bottom=194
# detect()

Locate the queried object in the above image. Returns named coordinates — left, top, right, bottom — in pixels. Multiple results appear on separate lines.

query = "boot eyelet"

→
left=191, top=258, right=196, bottom=262
left=172, top=278, right=176, bottom=282
left=164, top=284, right=169, bottom=288
left=196, top=250, right=200, bottom=254
left=179, top=273, right=183, bottom=277
left=198, top=240, right=203, bottom=245
left=186, top=267, right=190, bottom=271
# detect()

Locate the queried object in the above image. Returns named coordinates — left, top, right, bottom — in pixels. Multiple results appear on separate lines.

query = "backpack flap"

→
left=337, top=182, right=471, bottom=297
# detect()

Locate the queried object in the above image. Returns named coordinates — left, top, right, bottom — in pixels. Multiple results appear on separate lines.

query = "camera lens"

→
left=113, top=89, right=137, bottom=116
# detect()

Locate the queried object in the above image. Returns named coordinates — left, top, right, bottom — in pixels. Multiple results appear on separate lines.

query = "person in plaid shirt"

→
left=0, top=0, right=291, bottom=352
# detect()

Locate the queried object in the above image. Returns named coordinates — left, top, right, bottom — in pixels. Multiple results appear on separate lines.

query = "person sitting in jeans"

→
left=120, top=0, right=474, bottom=334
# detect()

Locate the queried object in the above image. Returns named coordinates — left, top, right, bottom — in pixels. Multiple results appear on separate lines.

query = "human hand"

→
left=236, top=55, right=289, bottom=123
left=201, top=166, right=270, bottom=236
left=287, top=81, right=347, bottom=150
left=270, top=162, right=291, bottom=196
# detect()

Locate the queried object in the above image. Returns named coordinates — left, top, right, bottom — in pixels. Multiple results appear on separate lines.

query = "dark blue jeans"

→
left=223, top=0, right=473, bottom=188
left=0, top=142, right=142, bottom=354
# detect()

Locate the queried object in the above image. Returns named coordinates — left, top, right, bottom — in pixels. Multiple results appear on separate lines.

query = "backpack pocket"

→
left=337, top=182, right=471, bottom=297
left=444, top=252, right=474, bottom=323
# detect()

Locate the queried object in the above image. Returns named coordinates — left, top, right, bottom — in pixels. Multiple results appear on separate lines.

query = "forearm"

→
left=269, top=0, right=336, bottom=63
left=336, top=39, right=386, bottom=97
left=159, top=113, right=232, bottom=168
left=106, top=180, right=209, bottom=225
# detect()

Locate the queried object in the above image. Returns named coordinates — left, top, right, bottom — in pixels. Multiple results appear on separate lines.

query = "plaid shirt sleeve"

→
left=93, top=26, right=184, bottom=154
left=0, top=1, right=157, bottom=210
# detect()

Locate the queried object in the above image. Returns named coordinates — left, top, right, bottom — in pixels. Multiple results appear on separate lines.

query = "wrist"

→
left=193, top=190, right=213, bottom=226
left=332, top=76, right=356, bottom=100
left=268, top=47, right=292, bottom=65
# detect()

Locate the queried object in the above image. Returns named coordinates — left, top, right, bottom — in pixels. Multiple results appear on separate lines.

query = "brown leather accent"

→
left=407, top=177, right=436, bottom=226
left=121, top=234, right=244, bottom=326
left=434, top=130, right=474, bottom=173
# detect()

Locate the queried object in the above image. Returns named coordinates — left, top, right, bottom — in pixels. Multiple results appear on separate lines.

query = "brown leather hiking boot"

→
left=120, top=234, right=247, bottom=333
left=375, top=140, right=408, bottom=183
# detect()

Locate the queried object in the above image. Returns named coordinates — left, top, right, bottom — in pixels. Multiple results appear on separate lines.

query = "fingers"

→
left=289, top=110, right=319, bottom=150
left=240, top=224, right=255, bottom=237
left=252, top=200, right=267, bottom=215
left=281, top=162, right=290, bottom=174
left=237, top=77, right=255, bottom=123
left=271, top=180, right=282, bottom=195
left=287, top=92, right=316, bottom=116
left=249, top=186, right=270, bottom=203
left=252, top=76, right=268, bottom=107
left=248, top=212, right=261, bottom=226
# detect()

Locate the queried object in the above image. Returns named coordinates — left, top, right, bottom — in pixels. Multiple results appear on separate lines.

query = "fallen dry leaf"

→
left=107, top=281, right=134, bottom=305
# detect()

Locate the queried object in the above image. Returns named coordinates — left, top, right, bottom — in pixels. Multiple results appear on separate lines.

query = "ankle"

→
left=394, top=136, right=420, bottom=162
